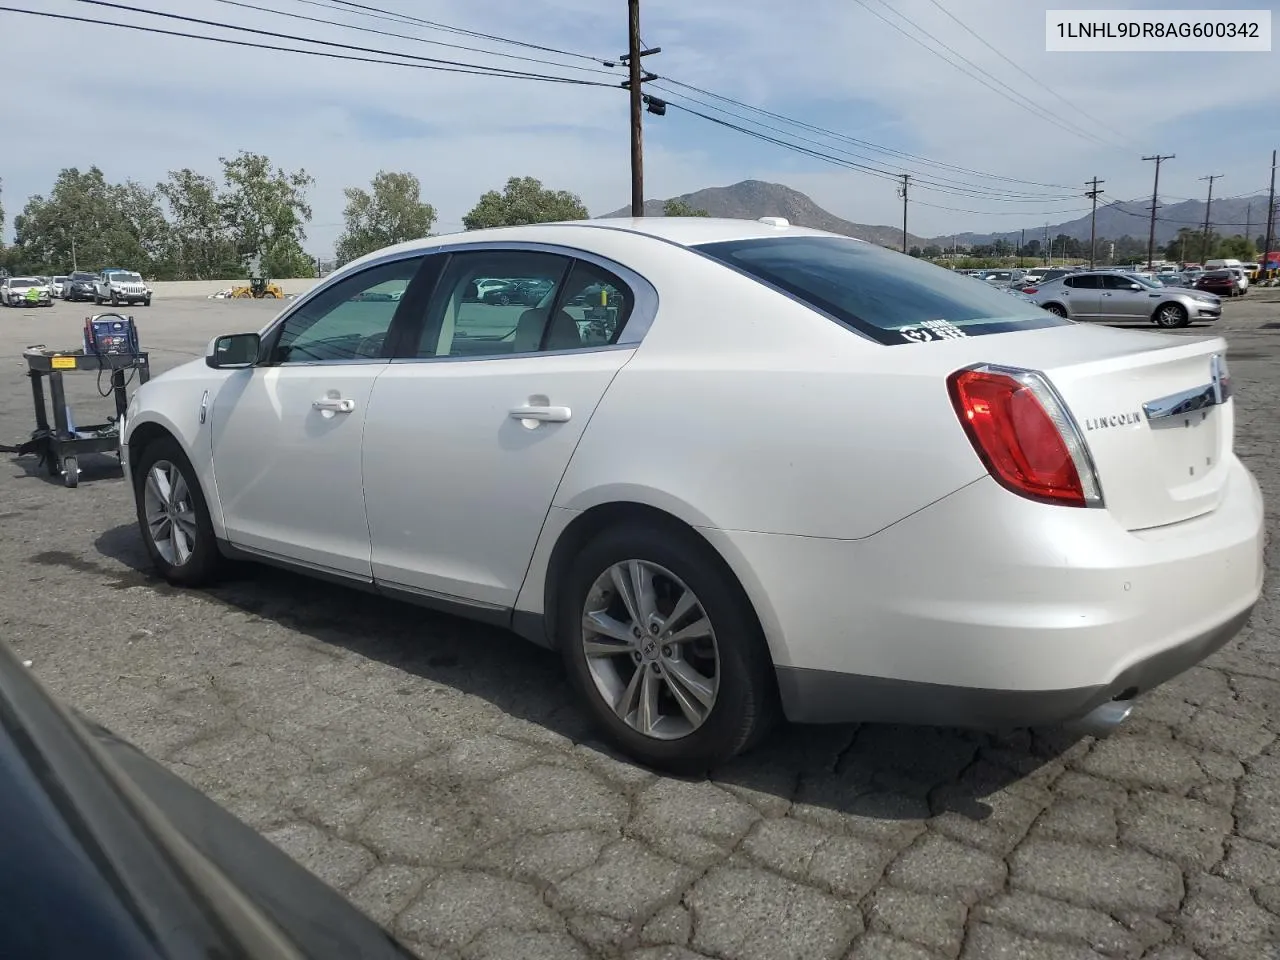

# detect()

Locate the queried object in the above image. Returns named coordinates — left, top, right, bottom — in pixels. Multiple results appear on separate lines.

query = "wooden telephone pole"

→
left=1264, top=149, right=1277, bottom=278
left=1085, top=176, right=1105, bottom=268
left=1198, top=173, right=1222, bottom=265
left=621, top=0, right=660, bottom=217
left=898, top=174, right=910, bottom=254
left=1142, top=154, right=1174, bottom=270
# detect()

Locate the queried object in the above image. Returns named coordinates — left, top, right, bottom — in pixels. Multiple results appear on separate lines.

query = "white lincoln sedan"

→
left=122, top=218, right=1265, bottom=771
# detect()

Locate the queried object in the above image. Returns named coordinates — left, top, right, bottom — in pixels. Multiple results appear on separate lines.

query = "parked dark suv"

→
left=62, top=271, right=99, bottom=302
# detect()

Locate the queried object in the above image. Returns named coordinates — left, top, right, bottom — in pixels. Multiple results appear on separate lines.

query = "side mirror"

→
left=1129, top=283, right=1143, bottom=291
left=206, top=332, right=260, bottom=369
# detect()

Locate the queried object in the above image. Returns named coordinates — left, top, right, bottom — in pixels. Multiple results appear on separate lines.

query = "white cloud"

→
left=3, top=0, right=1277, bottom=251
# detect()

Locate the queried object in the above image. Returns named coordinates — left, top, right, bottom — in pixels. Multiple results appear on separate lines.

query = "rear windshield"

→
left=694, top=236, right=1068, bottom=345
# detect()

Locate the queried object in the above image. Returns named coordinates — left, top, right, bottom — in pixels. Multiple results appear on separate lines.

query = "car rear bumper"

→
left=703, top=456, right=1264, bottom=728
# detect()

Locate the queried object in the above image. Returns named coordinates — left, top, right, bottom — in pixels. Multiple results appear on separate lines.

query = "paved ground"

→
left=2, top=293, right=1279, bottom=960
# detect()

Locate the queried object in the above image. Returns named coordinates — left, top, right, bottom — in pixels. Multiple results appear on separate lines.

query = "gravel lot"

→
left=2, top=293, right=1279, bottom=960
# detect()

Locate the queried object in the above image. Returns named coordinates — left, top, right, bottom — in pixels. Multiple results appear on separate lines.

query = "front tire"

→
left=558, top=523, right=777, bottom=773
left=1154, top=303, right=1189, bottom=328
left=133, top=437, right=222, bottom=586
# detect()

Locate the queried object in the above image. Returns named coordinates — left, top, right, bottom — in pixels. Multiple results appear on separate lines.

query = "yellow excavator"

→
left=229, top=277, right=285, bottom=300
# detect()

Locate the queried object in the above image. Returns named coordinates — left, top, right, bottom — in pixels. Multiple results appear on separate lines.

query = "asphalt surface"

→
left=2, top=292, right=1279, bottom=960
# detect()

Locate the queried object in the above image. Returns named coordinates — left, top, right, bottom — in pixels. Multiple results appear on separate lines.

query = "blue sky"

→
left=3, top=0, right=1278, bottom=255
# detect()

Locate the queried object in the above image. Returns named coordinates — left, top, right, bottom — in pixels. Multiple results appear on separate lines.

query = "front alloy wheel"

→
left=581, top=560, right=720, bottom=740
left=133, top=436, right=222, bottom=586
left=1155, top=303, right=1188, bottom=328
left=142, top=460, right=199, bottom=566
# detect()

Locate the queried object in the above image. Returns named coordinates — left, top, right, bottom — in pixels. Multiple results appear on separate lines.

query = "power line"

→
left=921, top=0, right=1133, bottom=147
left=654, top=85, right=1080, bottom=202
left=206, top=0, right=619, bottom=77
left=851, top=0, right=1115, bottom=149
left=260, top=0, right=1096, bottom=198
left=3, top=6, right=618, bottom=86
left=911, top=199, right=1092, bottom=216
left=653, top=76, right=1080, bottom=192
left=69, top=0, right=612, bottom=84
left=319, top=0, right=610, bottom=63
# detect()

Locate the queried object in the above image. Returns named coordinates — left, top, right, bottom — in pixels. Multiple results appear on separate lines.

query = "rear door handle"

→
left=509, top=404, right=571, bottom=423
left=313, top=397, right=356, bottom=414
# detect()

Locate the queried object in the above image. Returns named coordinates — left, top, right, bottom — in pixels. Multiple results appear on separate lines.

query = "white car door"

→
left=209, top=254, right=429, bottom=579
left=363, top=248, right=646, bottom=609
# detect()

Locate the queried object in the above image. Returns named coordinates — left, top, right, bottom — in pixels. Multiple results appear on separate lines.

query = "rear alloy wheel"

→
left=1043, top=303, right=1068, bottom=318
left=1154, top=303, right=1189, bottom=328
left=560, top=524, right=777, bottom=772
left=134, top=437, right=222, bottom=586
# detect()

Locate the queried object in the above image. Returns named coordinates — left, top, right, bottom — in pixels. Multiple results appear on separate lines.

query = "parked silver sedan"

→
left=1025, top=271, right=1222, bottom=328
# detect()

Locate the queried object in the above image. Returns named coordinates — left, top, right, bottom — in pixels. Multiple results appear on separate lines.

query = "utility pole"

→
left=1265, top=149, right=1277, bottom=278
left=1019, top=228, right=1025, bottom=268
left=1245, top=203, right=1252, bottom=253
left=619, top=0, right=659, bottom=217
left=1142, top=154, right=1175, bottom=270
left=1198, top=173, right=1222, bottom=265
left=897, top=174, right=910, bottom=253
left=1085, top=176, right=1105, bottom=268
left=71, top=236, right=77, bottom=272
left=1043, top=223, right=1049, bottom=266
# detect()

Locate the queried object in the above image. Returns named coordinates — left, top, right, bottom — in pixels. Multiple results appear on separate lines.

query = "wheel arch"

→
left=124, top=410, right=226, bottom=537
left=516, top=497, right=787, bottom=674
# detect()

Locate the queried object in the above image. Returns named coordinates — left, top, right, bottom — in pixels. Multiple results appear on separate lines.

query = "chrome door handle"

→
left=509, top=404, right=571, bottom=423
left=313, top=397, right=355, bottom=413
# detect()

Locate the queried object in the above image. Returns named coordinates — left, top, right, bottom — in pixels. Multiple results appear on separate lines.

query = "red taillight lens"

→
left=948, top=366, right=1100, bottom=507
left=1022, top=287, right=1038, bottom=294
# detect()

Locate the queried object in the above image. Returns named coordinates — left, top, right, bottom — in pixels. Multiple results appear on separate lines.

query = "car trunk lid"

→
left=909, top=325, right=1234, bottom=530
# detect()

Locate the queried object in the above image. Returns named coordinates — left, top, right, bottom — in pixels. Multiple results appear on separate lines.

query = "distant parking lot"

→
left=3, top=293, right=1279, bottom=959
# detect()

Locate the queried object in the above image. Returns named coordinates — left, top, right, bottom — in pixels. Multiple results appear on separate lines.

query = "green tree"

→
left=11, top=166, right=168, bottom=275
left=158, top=168, right=240, bottom=280
left=662, top=198, right=709, bottom=217
left=462, top=176, right=588, bottom=230
left=336, top=171, right=436, bottom=264
left=218, top=151, right=314, bottom=276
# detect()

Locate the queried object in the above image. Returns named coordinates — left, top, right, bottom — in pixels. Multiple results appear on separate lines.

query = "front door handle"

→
left=509, top=404, right=571, bottom=423
left=313, top=397, right=356, bottom=414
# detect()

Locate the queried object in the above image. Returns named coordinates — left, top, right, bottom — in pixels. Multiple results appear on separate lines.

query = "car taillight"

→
left=947, top=364, right=1103, bottom=508
left=1022, top=287, right=1038, bottom=294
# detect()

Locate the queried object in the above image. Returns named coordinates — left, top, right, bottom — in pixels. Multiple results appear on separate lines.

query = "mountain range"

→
left=602, top=180, right=1273, bottom=249
left=602, top=180, right=930, bottom=248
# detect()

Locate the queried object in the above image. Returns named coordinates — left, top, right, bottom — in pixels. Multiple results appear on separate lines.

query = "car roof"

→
left=346, top=217, right=853, bottom=269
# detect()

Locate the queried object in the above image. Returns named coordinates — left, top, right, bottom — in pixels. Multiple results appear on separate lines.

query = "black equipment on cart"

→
left=7, top=314, right=149, bottom=488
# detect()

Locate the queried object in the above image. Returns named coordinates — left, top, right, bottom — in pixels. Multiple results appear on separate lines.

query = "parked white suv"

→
left=95, top=269, right=152, bottom=306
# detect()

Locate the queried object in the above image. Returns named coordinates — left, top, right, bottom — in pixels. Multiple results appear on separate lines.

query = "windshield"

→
left=109, top=272, right=143, bottom=283
left=9, top=279, right=35, bottom=288
left=694, top=235, right=1067, bottom=345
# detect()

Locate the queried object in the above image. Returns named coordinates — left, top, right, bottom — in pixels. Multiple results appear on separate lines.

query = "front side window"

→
left=695, top=236, right=1067, bottom=345
left=271, top=256, right=423, bottom=363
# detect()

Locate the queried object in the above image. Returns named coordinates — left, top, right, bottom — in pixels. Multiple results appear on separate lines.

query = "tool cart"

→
left=7, top=315, right=149, bottom=487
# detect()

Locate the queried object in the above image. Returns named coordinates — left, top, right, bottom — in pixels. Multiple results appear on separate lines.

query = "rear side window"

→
left=695, top=236, right=1068, bottom=345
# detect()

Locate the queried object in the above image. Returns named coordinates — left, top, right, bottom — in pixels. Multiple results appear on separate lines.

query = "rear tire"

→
left=1043, top=303, right=1068, bottom=318
left=132, top=436, right=222, bottom=586
left=558, top=523, right=778, bottom=773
